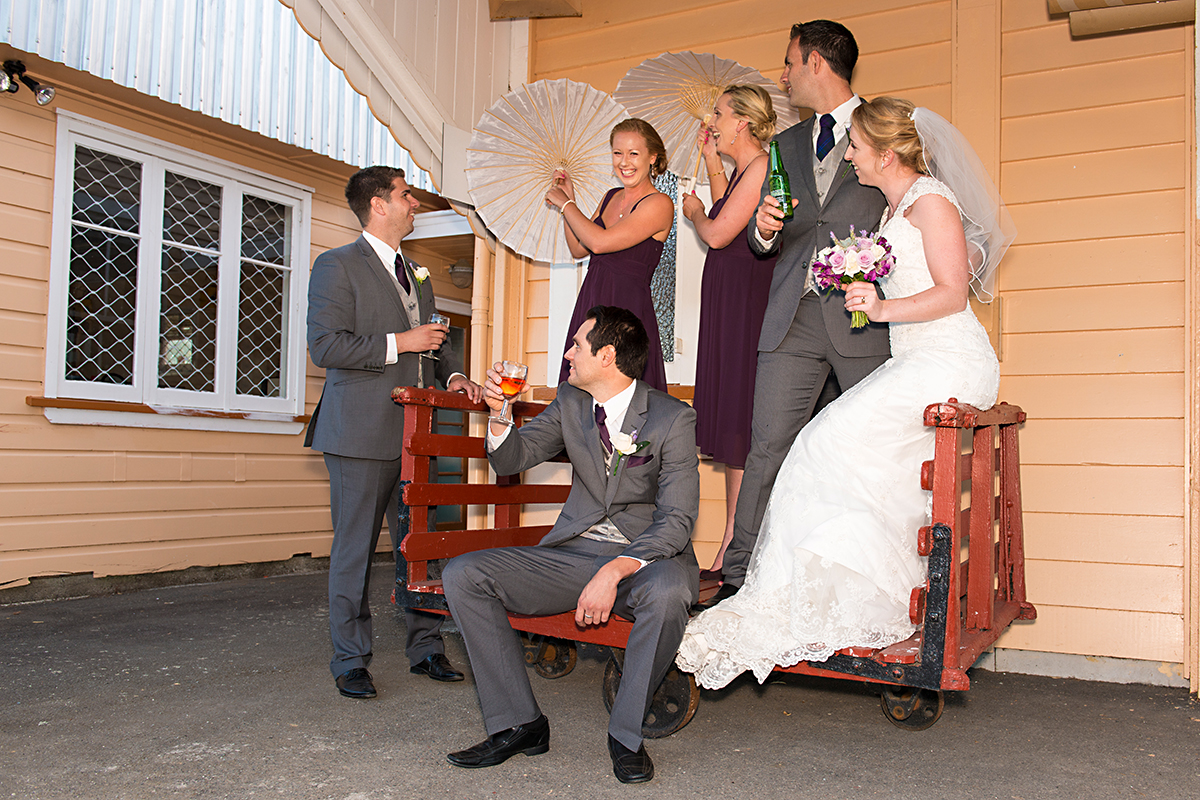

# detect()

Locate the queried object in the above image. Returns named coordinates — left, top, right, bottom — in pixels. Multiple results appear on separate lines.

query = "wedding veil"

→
left=912, top=107, right=1016, bottom=302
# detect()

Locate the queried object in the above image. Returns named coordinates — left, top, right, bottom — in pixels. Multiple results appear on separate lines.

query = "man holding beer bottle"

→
left=699, top=20, right=890, bottom=608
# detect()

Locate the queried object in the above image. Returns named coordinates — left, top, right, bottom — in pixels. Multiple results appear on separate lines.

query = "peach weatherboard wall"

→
left=0, top=61, right=473, bottom=588
left=520, top=0, right=1197, bottom=688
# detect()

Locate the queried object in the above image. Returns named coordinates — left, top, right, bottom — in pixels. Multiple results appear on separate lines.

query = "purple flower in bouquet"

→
left=810, top=226, right=895, bottom=329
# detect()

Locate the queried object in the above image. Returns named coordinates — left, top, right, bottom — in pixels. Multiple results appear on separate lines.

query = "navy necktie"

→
left=394, top=254, right=411, bottom=294
left=816, top=113, right=836, bottom=161
left=595, top=405, right=612, bottom=454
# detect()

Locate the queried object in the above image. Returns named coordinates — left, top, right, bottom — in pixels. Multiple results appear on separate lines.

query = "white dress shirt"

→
left=362, top=230, right=415, bottom=366
left=362, top=230, right=463, bottom=385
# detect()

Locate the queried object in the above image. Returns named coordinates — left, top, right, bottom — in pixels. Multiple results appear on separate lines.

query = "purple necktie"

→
left=595, top=405, right=612, bottom=454
left=394, top=254, right=411, bottom=293
left=816, top=113, right=836, bottom=161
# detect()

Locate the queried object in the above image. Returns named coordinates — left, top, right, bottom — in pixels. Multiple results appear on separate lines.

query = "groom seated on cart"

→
left=441, top=305, right=700, bottom=784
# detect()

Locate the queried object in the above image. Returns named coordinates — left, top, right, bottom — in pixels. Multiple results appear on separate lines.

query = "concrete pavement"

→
left=2, top=564, right=1197, bottom=799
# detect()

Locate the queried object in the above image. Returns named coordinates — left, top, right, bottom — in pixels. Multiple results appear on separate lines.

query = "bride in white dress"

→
left=676, top=97, right=1015, bottom=689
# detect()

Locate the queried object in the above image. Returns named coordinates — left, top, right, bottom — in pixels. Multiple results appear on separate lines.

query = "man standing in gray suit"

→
left=442, top=306, right=699, bottom=784
left=306, top=166, right=483, bottom=699
left=704, top=21, right=890, bottom=606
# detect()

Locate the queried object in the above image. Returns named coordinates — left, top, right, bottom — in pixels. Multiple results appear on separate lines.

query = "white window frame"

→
left=43, top=112, right=313, bottom=434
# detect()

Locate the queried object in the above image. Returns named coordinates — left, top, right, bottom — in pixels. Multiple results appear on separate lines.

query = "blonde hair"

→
left=610, top=118, right=668, bottom=179
left=850, top=96, right=928, bottom=175
left=722, top=85, right=777, bottom=143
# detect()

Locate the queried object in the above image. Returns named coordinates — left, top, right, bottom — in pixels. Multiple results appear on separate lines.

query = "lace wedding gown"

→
left=676, top=177, right=1000, bottom=689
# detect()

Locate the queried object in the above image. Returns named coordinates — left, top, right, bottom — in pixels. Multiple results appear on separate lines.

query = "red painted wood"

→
left=930, top=423, right=965, bottom=675
left=403, top=482, right=570, bottom=506
left=909, top=585, right=927, bottom=624
left=917, top=526, right=933, bottom=556
left=494, top=473, right=522, bottom=530
left=924, top=399, right=1024, bottom=428
left=400, top=404, right=433, bottom=483
left=878, top=635, right=921, bottom=664
left=400, top=525, right=553, bottom=560
left=510, top=612, right=634, bottom=648
left=967, top=428, right=997, bottom=631
left=407, top=431, right=488, bottom=459
left=392, top=386, right=548, bottom=419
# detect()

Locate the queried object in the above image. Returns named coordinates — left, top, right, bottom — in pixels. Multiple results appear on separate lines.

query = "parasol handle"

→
left=690, top=114, right=712, bottom=183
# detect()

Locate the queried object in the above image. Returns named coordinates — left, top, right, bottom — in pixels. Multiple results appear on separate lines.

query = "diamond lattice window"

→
left=237, top=196, right=290, bottom=398
left=47, top=118, right=311, bottom=424
left=65, top=147, right=141, bottom=386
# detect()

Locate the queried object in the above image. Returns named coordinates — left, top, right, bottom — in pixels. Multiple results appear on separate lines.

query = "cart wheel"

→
left=879, top=686, right=944, bottom=731
left=602, top=649, right=700, bottom=739
left=521, top=633, right=577, bottom=679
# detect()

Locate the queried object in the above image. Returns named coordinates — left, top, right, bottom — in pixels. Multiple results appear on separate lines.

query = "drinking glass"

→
left=425, top=312, right=450, bottom=361
left=496, top=360, right=528, bottom=426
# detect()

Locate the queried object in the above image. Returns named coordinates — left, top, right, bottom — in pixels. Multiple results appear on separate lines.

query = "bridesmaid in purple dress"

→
left=545, top=119, right=674, bottom=392
left=681, top=86, right=778, bottom=577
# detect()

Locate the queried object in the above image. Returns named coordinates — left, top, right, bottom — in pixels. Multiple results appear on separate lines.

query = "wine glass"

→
left=496, top=360, right=528, bottom=426
left=425, top=312, right=450, bottom=361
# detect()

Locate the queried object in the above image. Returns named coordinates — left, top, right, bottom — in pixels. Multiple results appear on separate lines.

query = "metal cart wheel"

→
left=520, top=633, right=577, bottom=679
left=879, top=686, right=944, bottom=731
left=602, top=648, right=700, bottom=739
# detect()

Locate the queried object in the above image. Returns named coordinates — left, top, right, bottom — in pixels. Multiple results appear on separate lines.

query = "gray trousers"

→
left=442, top=537, right=693, bottom=752
left=324, top=453, right=444, bottom=677
left=722, top=293, right=889, bottom=586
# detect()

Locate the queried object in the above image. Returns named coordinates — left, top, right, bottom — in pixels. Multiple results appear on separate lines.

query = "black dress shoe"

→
left=694, top=581, right=739, bottom=611
left=410, top=653, right=465, bottom=682
left=607, top=734, right=654, bottom=784
left=335, top=667, right=376, bottom=699
left=446, top=714, right=550, bottom=768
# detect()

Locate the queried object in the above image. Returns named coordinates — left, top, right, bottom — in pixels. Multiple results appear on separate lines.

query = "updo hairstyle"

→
left=722, top=84, right=777, bottom=144
left=850, top=96, right=928, bottom=175
left=610, top=118, right=669, bottom=179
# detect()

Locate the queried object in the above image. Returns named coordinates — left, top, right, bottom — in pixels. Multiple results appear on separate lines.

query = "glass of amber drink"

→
left=496, top=360, right=528, bottom=426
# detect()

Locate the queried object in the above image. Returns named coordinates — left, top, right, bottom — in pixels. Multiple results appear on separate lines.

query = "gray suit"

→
left=722, top=114, right=891, bottom=587
left=442, top=381, right=699, bottom=751
left=306, top=235, right=461, bottom=676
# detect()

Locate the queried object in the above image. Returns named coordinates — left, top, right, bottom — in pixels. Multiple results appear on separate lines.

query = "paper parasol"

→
left=614, top=51, right=799, bottom=185
left=465, top=78, right=629, bottom=264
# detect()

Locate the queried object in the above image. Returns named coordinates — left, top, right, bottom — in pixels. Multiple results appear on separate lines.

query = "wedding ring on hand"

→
left=860, top=297, right=867, bottom=305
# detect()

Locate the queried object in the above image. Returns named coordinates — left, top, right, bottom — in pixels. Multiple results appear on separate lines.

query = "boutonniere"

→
left=412, top=265, right=430, bottom=284
left=609, top=430, right=650, bottom=476
left=839, top=161, right=855, bottom=181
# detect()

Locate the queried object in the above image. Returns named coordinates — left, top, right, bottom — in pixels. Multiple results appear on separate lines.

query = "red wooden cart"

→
left=390, top=387, right=1035, bottom=734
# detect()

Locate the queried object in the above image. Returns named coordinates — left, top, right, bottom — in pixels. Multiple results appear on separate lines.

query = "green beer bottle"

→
left=767, top=140, right=793, bottom=221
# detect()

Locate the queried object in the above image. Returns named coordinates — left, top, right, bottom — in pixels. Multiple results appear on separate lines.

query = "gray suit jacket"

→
left=305, top=235, right=461, bottom=460
left=750, top=115, right=891, bottom=357
left=489, top=381, right=700, bottom=575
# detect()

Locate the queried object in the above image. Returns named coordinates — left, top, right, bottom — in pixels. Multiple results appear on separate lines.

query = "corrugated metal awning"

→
left=0, top=0, right=434, bottom=191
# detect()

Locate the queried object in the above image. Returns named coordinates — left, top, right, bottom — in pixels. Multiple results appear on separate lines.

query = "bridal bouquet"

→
left=811, top=227, right=895, bottom=329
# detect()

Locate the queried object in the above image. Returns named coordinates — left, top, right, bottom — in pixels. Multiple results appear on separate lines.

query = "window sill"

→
left=27, top=396, right=309, bottom=435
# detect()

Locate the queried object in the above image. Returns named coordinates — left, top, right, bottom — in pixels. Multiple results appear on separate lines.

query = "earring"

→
left=730, top=128, right=739, bottom=145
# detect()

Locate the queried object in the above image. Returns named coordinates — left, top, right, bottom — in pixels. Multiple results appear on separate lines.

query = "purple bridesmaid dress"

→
left=693, top=169, right=776, bottom=467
